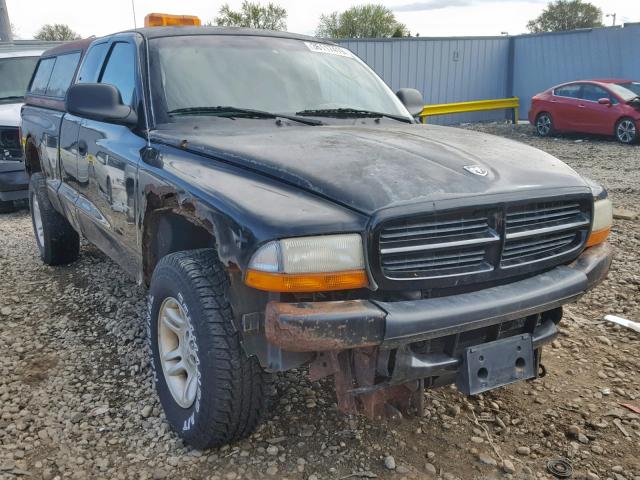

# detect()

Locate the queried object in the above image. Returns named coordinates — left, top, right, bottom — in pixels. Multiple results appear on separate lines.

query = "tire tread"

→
left=29, top=172, right=79, bottom=265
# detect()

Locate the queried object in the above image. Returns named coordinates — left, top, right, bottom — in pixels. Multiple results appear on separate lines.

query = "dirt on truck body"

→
left=20, top=25, right=613, bottom=449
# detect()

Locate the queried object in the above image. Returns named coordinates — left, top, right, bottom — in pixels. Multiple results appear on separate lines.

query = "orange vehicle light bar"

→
left=586, top=227, right=611, bottom=248
left=245, top=269, right=369, bottom=293
left=144, top=13, right=201, bottom=27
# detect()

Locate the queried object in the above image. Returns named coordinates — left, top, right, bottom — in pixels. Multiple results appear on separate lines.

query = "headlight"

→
left=586, top=189, right=612, bottom=248
left=245, top=234, right=368, bottom=292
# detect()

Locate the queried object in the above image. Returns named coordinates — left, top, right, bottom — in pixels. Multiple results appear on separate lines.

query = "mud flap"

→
left=456, top=334, right=535, bottom=395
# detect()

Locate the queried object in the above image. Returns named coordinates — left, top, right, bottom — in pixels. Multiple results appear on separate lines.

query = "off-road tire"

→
left=148, top=248, right=269, bottom=449
left=29, top=173, right=80, bottom=265
left=535, top=112, right=554, bottom=137
left=615, top=117, right=638, bottom=144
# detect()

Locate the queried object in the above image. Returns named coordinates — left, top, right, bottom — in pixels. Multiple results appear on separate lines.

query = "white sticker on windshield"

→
left=304, top=42, right=353, bottom=58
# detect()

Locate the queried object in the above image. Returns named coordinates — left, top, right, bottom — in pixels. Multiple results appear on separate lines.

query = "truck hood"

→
left=0, top=102, right=22, bottom=127
left=152, top=123, right=588, bottom=215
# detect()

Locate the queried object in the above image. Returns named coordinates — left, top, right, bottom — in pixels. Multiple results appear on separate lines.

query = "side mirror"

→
left=396, top=88, right=424, bottom=117
left=66, top=83, right=138, bottom=126
left=597, top=97, right=612, bottom=106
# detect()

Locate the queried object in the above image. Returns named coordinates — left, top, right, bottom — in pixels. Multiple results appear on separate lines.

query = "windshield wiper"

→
left=0, top=95, right=24, bottom=101
left=296, top=108, right=413, bottom=124
left=167, top=106, right=322, bottom=126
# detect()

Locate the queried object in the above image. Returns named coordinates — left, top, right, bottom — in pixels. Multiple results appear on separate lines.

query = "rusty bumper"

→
left=265, top=243, right=612, bottom=352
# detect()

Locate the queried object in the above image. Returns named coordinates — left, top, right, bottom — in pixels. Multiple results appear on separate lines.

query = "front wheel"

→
left=535, top=112, right=554, bottom=137
left=148, top=248, right=269, bottom=449
left=615, top=118, right=638, bottom=144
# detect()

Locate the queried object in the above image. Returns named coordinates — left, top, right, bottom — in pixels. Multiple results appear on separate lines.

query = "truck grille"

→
left=376, top=198, right=591, bottom=283
left=379, top=211, right=498, bottom=279
left=502, top=201, right=589, bottom=267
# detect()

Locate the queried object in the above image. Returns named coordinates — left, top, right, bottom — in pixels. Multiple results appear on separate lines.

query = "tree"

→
left=34, top=24, right=80, bottom=41
left=214, top=1, right=287, bottom=30
left=527, top=0, right=603, bottom=33
left=316, top=4, right=409, bottom=39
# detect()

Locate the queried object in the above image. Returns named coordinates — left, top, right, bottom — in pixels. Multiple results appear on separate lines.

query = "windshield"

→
left=0, top=56, right=39, bottom=101
left=149, top=35, right=412, bottom=123
left=609, top=82, right=640, bottom=101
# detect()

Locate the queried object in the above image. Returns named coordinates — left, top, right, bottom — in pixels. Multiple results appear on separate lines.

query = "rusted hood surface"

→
left=151, top=122, right=588, bottom=214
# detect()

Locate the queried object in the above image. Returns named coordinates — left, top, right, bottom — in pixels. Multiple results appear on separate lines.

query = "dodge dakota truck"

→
left=21, top=25, right=613, bottom=449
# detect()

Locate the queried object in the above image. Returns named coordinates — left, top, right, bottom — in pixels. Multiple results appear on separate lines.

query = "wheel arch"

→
left=535, top=111, right=552, bottom=121
left=24, top=136, right=42, bottom=176
left=142, top=191, right=218, bottom=286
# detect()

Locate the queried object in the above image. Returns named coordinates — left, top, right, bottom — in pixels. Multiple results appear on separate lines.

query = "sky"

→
left=7, top=0, right=640, bottom=40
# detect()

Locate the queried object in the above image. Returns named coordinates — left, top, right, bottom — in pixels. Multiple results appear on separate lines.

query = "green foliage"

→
left=316, top=4, right=409, bottom=39
left=34, top=24, right=81, bottom=41
left=214, top=1, right=287, bottom=30
left=527, top=0, right=604, bottom=33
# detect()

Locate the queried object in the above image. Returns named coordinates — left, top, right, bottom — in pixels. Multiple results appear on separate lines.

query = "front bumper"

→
left=0, top=162, right=29, bottom=201
left=265, top=243, right=612, bottom=352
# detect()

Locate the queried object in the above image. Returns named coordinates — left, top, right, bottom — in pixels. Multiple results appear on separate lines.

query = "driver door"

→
left=74, top=38, right=145, bottom=278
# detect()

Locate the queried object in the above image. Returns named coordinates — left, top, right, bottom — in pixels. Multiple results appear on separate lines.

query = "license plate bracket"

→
left=456, top=334, right=535, bottom=395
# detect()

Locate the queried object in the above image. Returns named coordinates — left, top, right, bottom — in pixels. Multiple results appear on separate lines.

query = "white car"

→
left=0, top=44, right=47, bottom=212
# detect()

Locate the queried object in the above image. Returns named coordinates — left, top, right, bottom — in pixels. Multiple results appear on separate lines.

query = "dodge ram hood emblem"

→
left=463, top=165, right=489, bottom=177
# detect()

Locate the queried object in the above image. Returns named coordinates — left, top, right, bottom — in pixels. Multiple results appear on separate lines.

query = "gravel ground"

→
left=1, top=123, right=639, bottom=480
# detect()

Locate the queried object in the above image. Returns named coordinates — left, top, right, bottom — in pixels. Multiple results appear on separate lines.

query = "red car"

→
left=528, top=79, right=640, bottom=144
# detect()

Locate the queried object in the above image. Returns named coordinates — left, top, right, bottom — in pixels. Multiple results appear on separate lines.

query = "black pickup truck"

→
left=21, top=27, right=613, bottom=449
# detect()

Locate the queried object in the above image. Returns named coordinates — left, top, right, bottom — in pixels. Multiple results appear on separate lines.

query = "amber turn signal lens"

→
left=245, top=269, right=369, bottom=292
left=586, top=227, right=611, bottom=247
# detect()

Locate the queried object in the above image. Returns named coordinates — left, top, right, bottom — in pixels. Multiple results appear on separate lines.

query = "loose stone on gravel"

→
left=502, top=459, right=516, bottom=474
left=384, top=455, right=396, bottom=470
left=478, top=453, right=497, bottom=466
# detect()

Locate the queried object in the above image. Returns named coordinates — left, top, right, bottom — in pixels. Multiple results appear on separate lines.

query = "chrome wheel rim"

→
left=537, top=115, right=551, bottom=135
left=158, top=297, right=199, bottom=409
left=32, top=195, right=44, bottom=248
left=617, top=120, right=636, bottom=143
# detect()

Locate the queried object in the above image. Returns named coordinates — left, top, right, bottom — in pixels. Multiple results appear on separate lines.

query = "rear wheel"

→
left=615, top=117, right=638, bottom=144
left=29, top=173, right=80, bottom=265
left=148, top=248, right=269, bottom=449
left=535, top=112, right=554, bottom=137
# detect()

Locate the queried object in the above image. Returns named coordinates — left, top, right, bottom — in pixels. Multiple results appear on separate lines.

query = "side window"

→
left=99, top=42, right=136, bottom=106
left=554, top=84, right=581, bottom=99
left=581, top=84, right=615, bottom=103
left=29, top=57, right=56, bottom=95
left=77, top=43, right=109, bottom=83
left=45, top=52, right=81, bottom=98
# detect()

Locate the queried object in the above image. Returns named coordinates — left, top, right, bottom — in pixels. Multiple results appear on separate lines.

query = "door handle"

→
left=578, top=104, right=585, bottom=108
left=78, top=140, right=88, bottom=156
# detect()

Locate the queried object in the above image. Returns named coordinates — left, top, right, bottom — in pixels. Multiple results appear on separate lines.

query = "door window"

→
left=580, top=84, right=616, bottom=104
left=554, top=84, right=581, bottom=99
left=29, top=57, right=56, bottom=95
left=45, top=52, right=82, bottom=98
left=77, top=42, right=109, bottom=84
left=99, top=42, right=136, bottom=106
